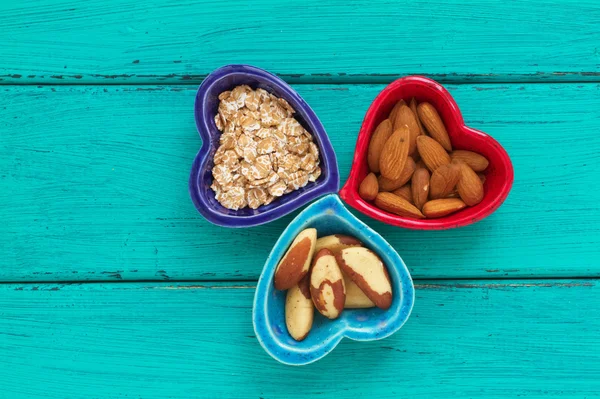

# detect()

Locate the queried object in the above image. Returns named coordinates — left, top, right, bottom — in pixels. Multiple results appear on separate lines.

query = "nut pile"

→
left=359, top=98, right=489, bottom=218
left=211, top=85, right=321, bottom=210
left=274, top=229, right=393, bottom=341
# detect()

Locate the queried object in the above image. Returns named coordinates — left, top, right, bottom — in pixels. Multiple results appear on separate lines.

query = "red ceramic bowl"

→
left=339, top=76, right=514, bottom=230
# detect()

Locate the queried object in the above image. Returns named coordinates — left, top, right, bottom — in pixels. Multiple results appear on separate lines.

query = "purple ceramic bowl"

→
left=189, top=65, right=340, bottom=227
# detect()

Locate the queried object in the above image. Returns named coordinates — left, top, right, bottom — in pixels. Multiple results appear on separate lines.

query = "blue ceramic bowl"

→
left=253, top=194, right=415, bottom=365
left=189, top=65, right=340, bottom=227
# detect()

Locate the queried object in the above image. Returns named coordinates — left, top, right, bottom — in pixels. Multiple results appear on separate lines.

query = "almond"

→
left=315, top=234, right=362, bottom=255
left=411, top=167, right=430, bottom=210
left=310, top=249, right=346, bottom=319
left=343, top=271, right=375, bottom=309
left=429, top=163, right=462, bottom=199
left=417, top=102, right=452, bottom=151
left=410, top=97, right=425, bottom=136
left=374, top=192, right=424, bottom=219
left=379, top=126, right=410, bottom=180
left=336, top=247, right=393, bottom=309
left=388, top=99, right=406, bottom=121
left=274, top=228, right=317, bottom=290
left=392, top=184, right=413, bottom=203
left=393, top=105, right=420, bottom=154
left=457, top=163, right=484, bottom=206
left=358, top=172, right=378, bottom=201
left=451, top=150, right=489, bottom=172
left=367, top=119, right=393, bottom=173
left=416, top=135, right=451, bottom=172
left=285, top=274, right=313, bottom=341
left=422, top=198, right=467, bottom=218
left=378, top=157, right=416, bottom=191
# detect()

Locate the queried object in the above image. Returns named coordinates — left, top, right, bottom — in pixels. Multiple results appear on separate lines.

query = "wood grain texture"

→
left=2, top=84, right=600, bottom=282
left=0, top=280, right=598, bottom=398
left=1, top=0, right=600, bottom=84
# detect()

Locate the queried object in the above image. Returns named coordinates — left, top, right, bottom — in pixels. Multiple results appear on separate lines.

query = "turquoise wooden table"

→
left=1, top=1, right=600, bottom=397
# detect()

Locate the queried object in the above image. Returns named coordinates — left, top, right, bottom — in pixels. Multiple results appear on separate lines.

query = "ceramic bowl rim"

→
left=189, top=64, right=340, bottom=228
left=252, top=194, right=415, bottom=365
left=339, top=75, right=514, bottom=230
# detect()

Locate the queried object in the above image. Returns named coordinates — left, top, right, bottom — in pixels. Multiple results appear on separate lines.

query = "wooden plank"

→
left=0, top=280, right=598, bottom=398
left=1, top=84, right=599, bottom=282
left=1, top=1, right=600, bottom=84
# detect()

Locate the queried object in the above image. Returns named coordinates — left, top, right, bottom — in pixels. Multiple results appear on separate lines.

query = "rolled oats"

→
left=241, top=116, right=261, bottom=134
left=256, top=88, right=270, bottom=101
left=219, top=97, right=239, bottom=118
left=218, top=186, right=246, bottom=210
left=243, top=146, right=257, bottom=163
left=300, top=153, right=317, bottom=171
left=277, top=168, right=290, bottom=181
left=248, top=171, right=279, bottom=188
left=210, top=180, right=221, bottom=194
left=210, top=86, right=321, bottom=210
left=266, top=171, right=280, bottom=186
left=245, top=90, right=260, bottom=111
left=268, top=180, right=287, bottom=197
left=220, top=134, right=236, bottom=150
left=231, top=85, right=251, bottom=108
left=218, top=91, right=232, bottom=101
left=287, top=136, right=309, bottom=155
left=263, top=195, right=276, bottom=206
left=286, top=171, right=309, bottom=191
left=256, top=127, right=274, bottom=140
left=277, top=98, right=295, bottom=115
left=279, top=118, right=305, bottom=137
left=308, top=166, right=322, bottom=182
left=272, top=129, right=287, bottom=144
left=281, top=153, right=301, bottom=172
left=247, top=187, right=268, bottom=209
left=213, top=147, right=225, bottom=165
left=214, top=114, right=224, bottom=131
left=223, top=122, right=237, bottom=136
left=233, top=146, right=244, bottom=158
left=251, top=155, right=272, bottom=179
left=237, top=134, right=255, bottom=149
left=213, top=163, right=233, bottom=187
left=270, top=152, right=280, bottom=171
left=309, top=142, right=319, bottom=158
left=256, top=137, right=277, bottom=154
left=259, top=101, right=282, bottom=127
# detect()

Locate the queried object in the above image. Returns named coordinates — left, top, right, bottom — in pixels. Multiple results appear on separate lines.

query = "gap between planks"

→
left=2, top=73, right=600, bottom=86
left=1, top=276, right=598, bottom=289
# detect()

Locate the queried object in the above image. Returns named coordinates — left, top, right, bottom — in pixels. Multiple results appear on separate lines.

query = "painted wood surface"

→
left=1, top=1, right=600, bottom=85
left=2, top=84, right=599, bottom=282
left=2, top=2, right=599, bottom=395
left=1, top=280, right=598, bottom=398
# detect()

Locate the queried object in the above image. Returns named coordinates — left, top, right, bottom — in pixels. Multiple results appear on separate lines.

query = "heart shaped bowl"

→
left=339, top=76, right=514, bottom=230
left=253, top=194, right=414, bottom=365
left=189, top=65, right=339, bottom=227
